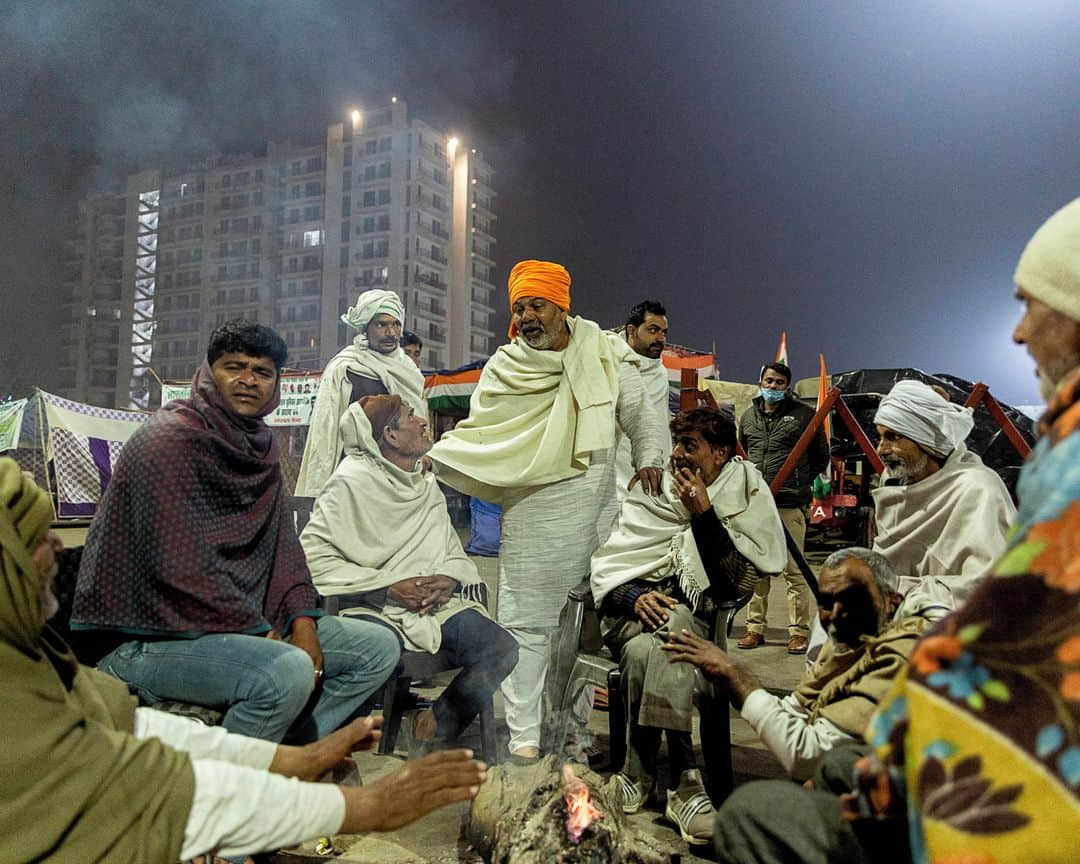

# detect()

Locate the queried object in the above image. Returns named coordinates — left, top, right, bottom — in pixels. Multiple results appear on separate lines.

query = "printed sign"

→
left=160, top=374, right=322, bottom=427
left=0, top=398, right=27, bottom=452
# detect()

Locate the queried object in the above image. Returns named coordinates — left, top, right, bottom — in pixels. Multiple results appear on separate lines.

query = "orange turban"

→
left=506, top=260, right=571, bottom=338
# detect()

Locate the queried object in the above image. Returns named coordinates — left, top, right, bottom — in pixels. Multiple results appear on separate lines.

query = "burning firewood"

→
left=467, top=755, right=668, bottom=864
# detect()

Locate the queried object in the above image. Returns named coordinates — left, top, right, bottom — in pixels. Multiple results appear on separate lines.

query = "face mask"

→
left=760, top=387, right=786, bottom=403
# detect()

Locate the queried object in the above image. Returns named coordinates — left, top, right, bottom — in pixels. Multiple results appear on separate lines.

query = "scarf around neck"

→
left=590, top=458, right=788, bottom=610
left=72, top=361, right=319, bottom=637
left=301, top=403, right=482, bottom=652
left=429, top=316, right=634, bottom=503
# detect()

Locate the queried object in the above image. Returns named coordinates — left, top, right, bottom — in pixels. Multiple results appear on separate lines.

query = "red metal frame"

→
left=962, top=381, right=1033, bottom=460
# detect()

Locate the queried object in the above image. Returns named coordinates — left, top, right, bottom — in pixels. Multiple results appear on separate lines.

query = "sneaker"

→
left=664, top=769, right=715, bottom=846
left=606, top=772, right=654, bottom=814
left=737, top=631, right=766, bottom=649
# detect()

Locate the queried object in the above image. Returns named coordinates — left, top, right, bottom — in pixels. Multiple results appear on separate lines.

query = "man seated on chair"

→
left=0, top=457, right=487, bottom=863
left=590, top=407, right=787, bottom=846
left=71, top=320, right=401, bottom=745
left=664, top=547, right=948, bottom=784
left=301, top=394, right=518, bottom=752
left=871, top=378, right=1016, bottom=604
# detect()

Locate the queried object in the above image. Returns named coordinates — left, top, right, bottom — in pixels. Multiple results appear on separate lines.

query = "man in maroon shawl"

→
left=72, top=320, right=401, bottom=743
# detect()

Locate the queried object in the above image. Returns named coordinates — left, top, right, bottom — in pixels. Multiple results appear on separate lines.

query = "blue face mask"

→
left=760, top=387, right=786, bottom=403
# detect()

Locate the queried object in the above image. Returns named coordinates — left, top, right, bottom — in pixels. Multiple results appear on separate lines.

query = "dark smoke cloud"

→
left=0, top=0, right=518, bottom=396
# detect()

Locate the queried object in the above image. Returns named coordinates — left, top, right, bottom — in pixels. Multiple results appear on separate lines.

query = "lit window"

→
left=303, top=229, right=323, bottom=248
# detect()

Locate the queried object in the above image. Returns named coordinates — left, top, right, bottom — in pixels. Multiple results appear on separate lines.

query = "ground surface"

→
left=271, top=546, right=824, bottom=863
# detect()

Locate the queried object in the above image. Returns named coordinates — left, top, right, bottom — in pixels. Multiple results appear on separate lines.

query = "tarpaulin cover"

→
left=826, top=368, right=1037, bottom=493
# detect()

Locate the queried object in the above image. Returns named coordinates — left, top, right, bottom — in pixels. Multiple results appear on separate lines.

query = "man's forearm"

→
left=718, top=657, right=762, bottom=710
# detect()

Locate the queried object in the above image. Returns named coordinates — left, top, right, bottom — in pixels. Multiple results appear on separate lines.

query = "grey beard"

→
left=1038, top=368, right=1059, bottom=402
left=521, top=327, right=558, bottom=350
left=882, top=452, right=930, bottom=486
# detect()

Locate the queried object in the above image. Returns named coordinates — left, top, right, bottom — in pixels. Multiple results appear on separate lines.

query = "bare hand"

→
left=628, top=466, right=664, bottom=497
left=289, top=617, right=324, bottom=682
left=418, top=574, right=458, bottom=616
left=270, top=716, right=383, bottom=781
left=672, top=466, right=710, bottom=515
left=387, top=578, right=433, bottom=612
left=339, top=749, right=487, bottom=833
left=662, top=628, right=731, bottom=678
left=633, top=590, right=679, bottom=631
left=419, top=455, right=433, bottom=474
left=662, top=628, right=761, bottom=708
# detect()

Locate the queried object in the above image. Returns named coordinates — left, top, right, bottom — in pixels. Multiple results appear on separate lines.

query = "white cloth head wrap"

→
left=873, top=380, right=974, bottom=459
left=1014, top=196, right=1080, bottom=323
left=340, top=289, right=405, bottom=347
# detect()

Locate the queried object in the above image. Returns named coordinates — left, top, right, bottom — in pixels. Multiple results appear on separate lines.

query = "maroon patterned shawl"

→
left=72, top=361, right=320, bottom=637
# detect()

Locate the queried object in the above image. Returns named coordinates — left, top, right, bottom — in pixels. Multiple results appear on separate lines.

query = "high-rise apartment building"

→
left=60, top=100, right=498, bottom=409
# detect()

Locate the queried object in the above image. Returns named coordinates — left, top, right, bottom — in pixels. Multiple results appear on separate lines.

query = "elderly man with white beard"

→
left=869, top=379, right=1016, bottom=606
left=296, top=288, right=426, bottom=496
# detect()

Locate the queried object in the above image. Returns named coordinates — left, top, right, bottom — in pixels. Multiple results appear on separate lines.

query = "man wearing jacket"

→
left=737, top=362, right=829, bottom=654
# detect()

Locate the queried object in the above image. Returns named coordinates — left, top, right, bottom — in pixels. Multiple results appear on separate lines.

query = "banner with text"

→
left=0, top=398, right=28, bottom=452
left=160, top=373, right=323, bottom=426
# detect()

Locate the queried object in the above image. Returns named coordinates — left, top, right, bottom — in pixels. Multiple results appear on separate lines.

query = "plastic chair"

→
left=543, top=577, right=752, bottom=804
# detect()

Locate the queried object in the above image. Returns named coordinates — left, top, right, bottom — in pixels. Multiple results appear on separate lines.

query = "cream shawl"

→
left=295, top=339, right=426, bottom=496
left=872, top=444, right=1016, bottom=602
left=429, top=316, right=636, bottom=504
left=590, top=458, right=787, bottom=610
left=300, top=403, right=483, bottom=653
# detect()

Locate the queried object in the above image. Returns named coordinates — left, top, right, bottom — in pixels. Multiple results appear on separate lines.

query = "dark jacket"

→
left=738, top=394, right=829, bottom=509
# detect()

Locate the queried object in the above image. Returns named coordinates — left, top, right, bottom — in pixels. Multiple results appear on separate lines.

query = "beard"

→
left=521, top=323, right=560, bottom=350
left=1038, top=367, right=1059, bottom=402
left=882, top=452, right=930, bottom=485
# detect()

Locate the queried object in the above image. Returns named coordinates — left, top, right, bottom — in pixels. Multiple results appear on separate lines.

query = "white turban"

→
left=873, top=380, right=974, bottom=459
left=340, top=289, right=405, bottom=347
left=1014, top=196, right=1080, bottom=323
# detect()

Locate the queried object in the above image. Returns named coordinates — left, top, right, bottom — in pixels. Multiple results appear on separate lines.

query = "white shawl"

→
left=590, top=458, right=787, bottom=610
left=872, top=444, right=1016, bottom=603
left=300, top=403, right=482, bottom=653
left=429, top=317, right=638, bottom=504
left=295, top=339, right=425, bottom=496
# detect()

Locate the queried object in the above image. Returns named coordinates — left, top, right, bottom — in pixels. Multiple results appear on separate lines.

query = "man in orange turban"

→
left=429, top=259, right=669, bottom=763
left=506, top=260, right=573, bottom=340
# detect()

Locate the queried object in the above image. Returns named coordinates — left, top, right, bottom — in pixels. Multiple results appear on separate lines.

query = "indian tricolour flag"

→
left=775, top=331, right=789, bottom=366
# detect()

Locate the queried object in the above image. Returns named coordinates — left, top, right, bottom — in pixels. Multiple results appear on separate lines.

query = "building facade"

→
left=60, top=100, right=498, bottom=409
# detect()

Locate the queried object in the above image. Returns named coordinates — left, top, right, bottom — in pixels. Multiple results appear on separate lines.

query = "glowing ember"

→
left=561, top=764, right=604, bottom=843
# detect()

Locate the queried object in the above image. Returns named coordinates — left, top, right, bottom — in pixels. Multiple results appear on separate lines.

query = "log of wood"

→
left=466, top=756, right=668, bottom=864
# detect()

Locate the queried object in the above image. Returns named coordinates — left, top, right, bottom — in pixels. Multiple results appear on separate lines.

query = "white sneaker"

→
left=664, top=769, right=715, bottom=846
left=606, top=772, right=654, bottom=814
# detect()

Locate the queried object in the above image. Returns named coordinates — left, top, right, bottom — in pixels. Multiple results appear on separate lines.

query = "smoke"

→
left=0, top=0, right=518, bottom=395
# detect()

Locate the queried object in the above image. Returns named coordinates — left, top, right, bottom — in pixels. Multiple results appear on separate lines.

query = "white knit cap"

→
left=873, top=380, right=974, bottom=459
left=1014, top=196, right=1080, bottom=323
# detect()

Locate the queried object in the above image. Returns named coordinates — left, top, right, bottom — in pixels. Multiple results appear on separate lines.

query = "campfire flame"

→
left=561, top=764, right=603, bottom=843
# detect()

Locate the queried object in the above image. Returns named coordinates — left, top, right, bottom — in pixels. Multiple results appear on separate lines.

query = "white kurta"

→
left=871, top=444, right=1016, bottom=602
left=496, top=360, right=667, bottom=630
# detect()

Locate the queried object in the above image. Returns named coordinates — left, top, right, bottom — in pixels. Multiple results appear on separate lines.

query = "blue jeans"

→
left=98, top=615, right=400, bottom=743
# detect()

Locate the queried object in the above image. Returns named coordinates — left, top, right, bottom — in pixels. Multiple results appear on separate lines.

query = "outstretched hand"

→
left=662, top=629, right=761, bottom=709
left=270, top=716, right=383, bottom=782
left=339, top=749, right=487, bottom=833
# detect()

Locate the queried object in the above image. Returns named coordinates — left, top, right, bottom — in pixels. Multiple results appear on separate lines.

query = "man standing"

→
left=301, top=395, right=518, bottom=751
left=401, top=331, right=424, bottom=368
left=0, top=457, right=487, bottom=863
left=72, top=320, right=401, bottom=744
left=428, top=260, right=669, bottom=761
left=598, top=300, right=674, bottom=541
left=296, top=288, right=426, bottom=496
left=872, top=378, right=1015, bottom=603
left=738, top=362, right=828, bottom=654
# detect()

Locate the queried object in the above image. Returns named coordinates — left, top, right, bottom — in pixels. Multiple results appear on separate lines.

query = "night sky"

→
left=3, top=1, right=1079, bottom=405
